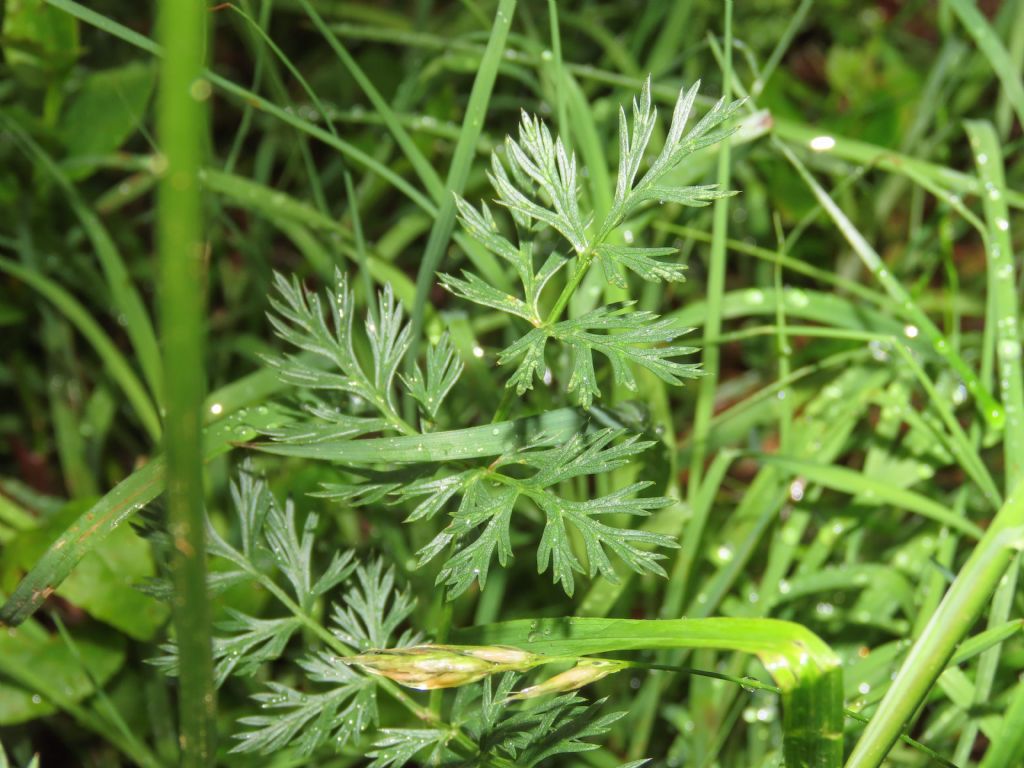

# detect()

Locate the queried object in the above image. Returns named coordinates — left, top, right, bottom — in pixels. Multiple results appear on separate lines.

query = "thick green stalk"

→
left=845, top=482, right=1024, bottom=768
left=156, top=0, right=214, bottom=761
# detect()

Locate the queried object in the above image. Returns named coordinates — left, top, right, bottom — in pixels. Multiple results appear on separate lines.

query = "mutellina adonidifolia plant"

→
left=151, top=77, right=848, bottom=767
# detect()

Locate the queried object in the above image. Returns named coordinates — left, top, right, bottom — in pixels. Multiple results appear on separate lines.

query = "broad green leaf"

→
left=59, top=61, right=155, bottom=177
left=0, top=621, right=124, bottom=725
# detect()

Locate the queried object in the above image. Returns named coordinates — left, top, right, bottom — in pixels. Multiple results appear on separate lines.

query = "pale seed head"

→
left=510, top=658, right=627, bottom=699
left=345, top=644, right=541, bottom=690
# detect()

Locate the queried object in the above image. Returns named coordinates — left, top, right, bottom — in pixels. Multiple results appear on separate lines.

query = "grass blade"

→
left=3, top=120, right=164, bottom=409
left=689, top=4, right=734, bottom=502
left=845, top=481, right=1024, bottom=768
left=957, top=119, right=1024, bottom=765
left=295, top=0, right=445, bottom=202
left=409, top=0, right=517, bottom=361
left=754, top=454, right=982, bottom=537
left=456, top=616, right=844, bottom=768
left=0, top=406, right=288, bottom=628
left=947, top=0, right=1024, bottom=132
left=44, top=0, right=437, bottom=217
left=776, top=139, right=1004, bottom=429
left=252, top=406, right=584, bottom=463
left=979, top=680, right=1024, bottom=768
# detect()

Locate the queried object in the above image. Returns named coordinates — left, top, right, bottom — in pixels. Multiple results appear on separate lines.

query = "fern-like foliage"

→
left=148, top=466, right=421, bottom=756
left=501, top=303, right=700, bottom=408
left=234, top=652, right=377, bottom=756
left=149, top=468, right=355, bottom=683
left=367, top=673, right=647, bottom=768
left=229, top=553, right=421, bottom=756
left=442, top=77, right=742, bottom=407
left=149, top=463, right=657, bottom=764
left=263, top=273, right=676, bottom=598
left=389, top=428, right=677, bottom=598
left=243, top=77, right=726, bottom=623
left=265, top=270, right=463, bottom=433
left=330, top=557, right=420, bottom=651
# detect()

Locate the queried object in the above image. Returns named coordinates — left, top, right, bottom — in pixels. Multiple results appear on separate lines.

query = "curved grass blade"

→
left=957, top=119, right=1024, bottom=766
left=754, top=454, right=983, bottom=538
left=456, top=616, right=844, bottom=768
left=0, top=406, right=289, bottom=628
left=775, top=139, right=1004, bottom=430
left=294, top=0, right=445, bottom=201
left=43, top=0, right=437, bottom=217
left=319, top=23, right=1024, bottom=211
left=201, top=169, right=351, bottom=239
left=0, top=641, right=162, bottom=768
left=770, top=117, right=1024, bottom=210
left=947, top=0, right=1024, bottom=132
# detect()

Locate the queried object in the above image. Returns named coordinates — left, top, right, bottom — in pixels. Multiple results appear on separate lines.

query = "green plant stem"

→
left=408, top=0, right=517, bottom=366
left=156, top=0, right=214, bottom=761
left=688, top=1, right=733, bottom=509
left=545, top=255, right=593, bottom=324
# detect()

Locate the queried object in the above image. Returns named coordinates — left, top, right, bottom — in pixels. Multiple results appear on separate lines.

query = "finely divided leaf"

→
left=401, top=332, right=464, bottom=420
left=331, top=558, right=420, bottom=650
left=411, top=429, right=677, bottom=598
left=500, top=304, right=701, bottom=407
